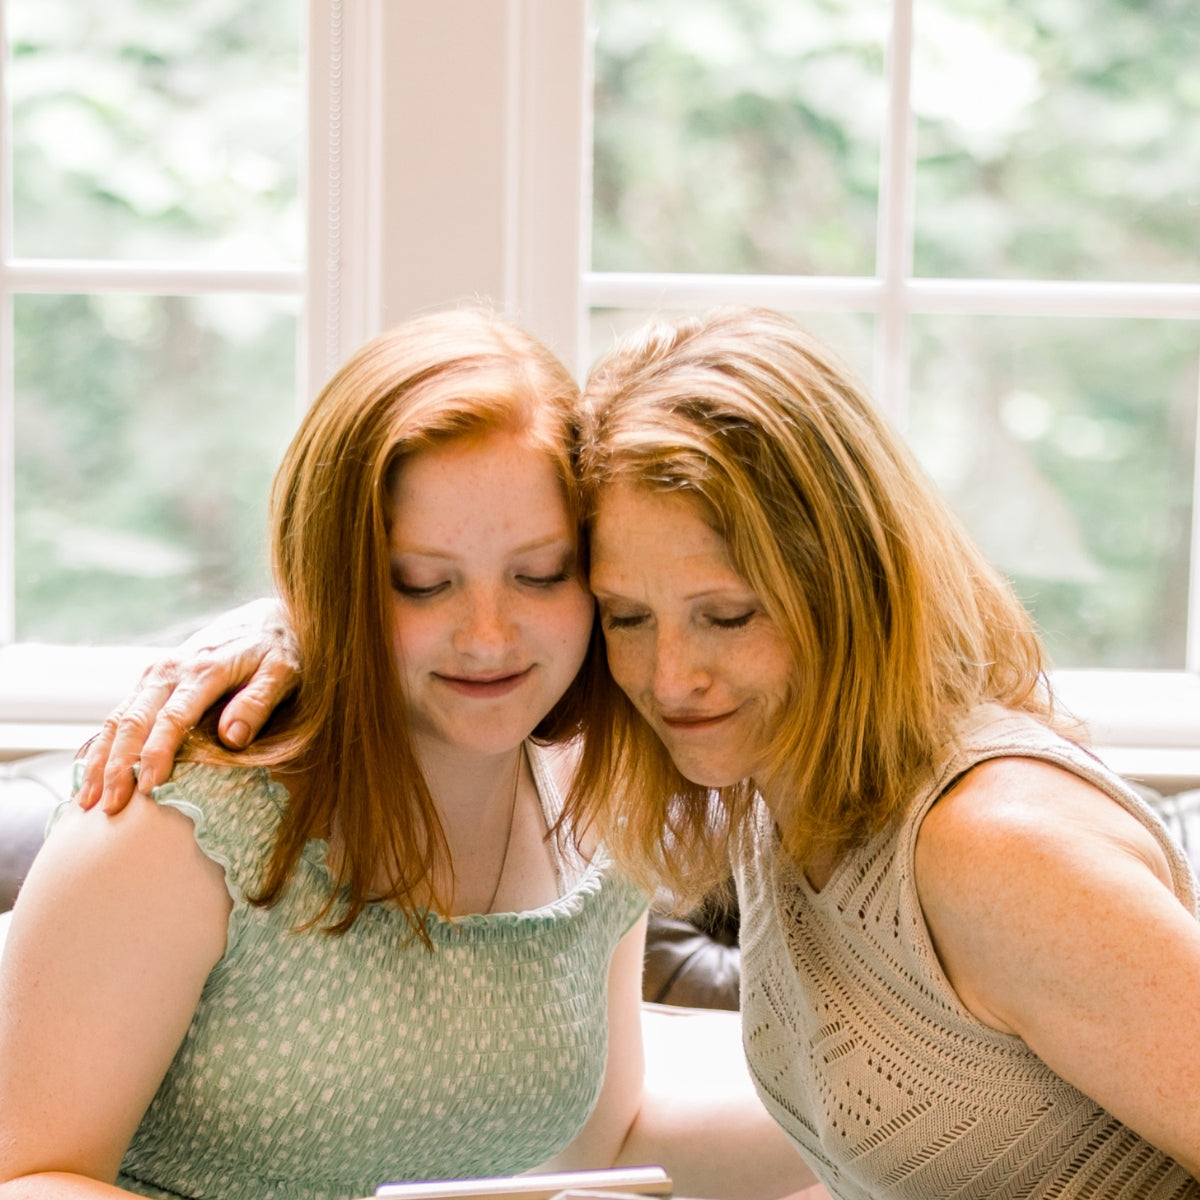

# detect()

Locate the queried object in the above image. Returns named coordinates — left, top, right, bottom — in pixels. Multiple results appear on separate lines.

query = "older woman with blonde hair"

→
left=574, top=307, right=1200, bottom=1196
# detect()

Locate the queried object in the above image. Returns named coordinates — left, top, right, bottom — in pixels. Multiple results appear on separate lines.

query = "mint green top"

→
left=71, top=745, right=645, bottom=1200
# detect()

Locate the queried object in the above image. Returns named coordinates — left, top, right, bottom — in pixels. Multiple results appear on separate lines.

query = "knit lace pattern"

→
left=734, top=705, right=1199, bottom=1199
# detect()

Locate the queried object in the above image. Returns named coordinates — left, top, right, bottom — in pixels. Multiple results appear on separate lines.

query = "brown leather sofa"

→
left=0, top=752, right=73, bottom=912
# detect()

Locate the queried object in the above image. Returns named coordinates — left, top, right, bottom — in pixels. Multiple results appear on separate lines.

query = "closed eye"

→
left=601, top=612, right=647, bottom=630
left=391, top=568, right=449, bottom=598
left=516, top=571, right=571, bottom=588
left=709, top=611, right=756, bottom=629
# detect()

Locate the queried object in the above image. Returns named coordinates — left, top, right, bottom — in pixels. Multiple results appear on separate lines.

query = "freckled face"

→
left=388, top=431, right=594, bottom=762
left=589, top=482, right=796, bottom=789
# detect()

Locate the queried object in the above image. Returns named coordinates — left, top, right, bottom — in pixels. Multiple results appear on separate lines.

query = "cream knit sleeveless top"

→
left=733, top=705, right=1199, bottom=1199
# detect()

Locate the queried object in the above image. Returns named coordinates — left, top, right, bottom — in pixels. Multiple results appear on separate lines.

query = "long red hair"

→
left=186, top=306, right=591, bottom=941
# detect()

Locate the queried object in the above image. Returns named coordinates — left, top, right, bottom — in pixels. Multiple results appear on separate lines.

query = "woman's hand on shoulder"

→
left=77, top=598, right=299, bottom=815
left=915, top=756, right=1200, bottom=1174
left=0, top=791, right=231, bottom=1190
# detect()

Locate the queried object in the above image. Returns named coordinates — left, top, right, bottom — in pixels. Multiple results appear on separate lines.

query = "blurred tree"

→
left=10, top=0, right=302, bottom=644
left=10, top=0, right=302, bottom=261
left=592, top=0, right=888, bottom=276
left=912, top=0, right=1200, bottom=282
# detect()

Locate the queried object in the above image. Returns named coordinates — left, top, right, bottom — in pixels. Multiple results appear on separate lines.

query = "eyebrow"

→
left=591, top=584, right=755, bottom=604
left=391, top=534, right=575, bottom=562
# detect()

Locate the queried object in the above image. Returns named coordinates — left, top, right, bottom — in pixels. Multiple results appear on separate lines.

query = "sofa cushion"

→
left=0, top=752, right=73, bottom=911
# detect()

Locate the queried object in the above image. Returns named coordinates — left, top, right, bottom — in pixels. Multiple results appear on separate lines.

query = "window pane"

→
left=592, top=0, right=888, bottom=275
left=15, top=293, right=299, bottom=643
left=8, top=0, right=302, bottom=262
left=587, top=306, right=876, bottom=386
left=906, top=316, right=1199, bottom=668
left=913, top=0, right=1200, bottom=281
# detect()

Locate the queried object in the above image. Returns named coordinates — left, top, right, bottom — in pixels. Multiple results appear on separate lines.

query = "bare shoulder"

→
left=913, top=757, right=1200, bottom=1170
left=914, top=756, right=1183, bottom=1030
left=917, top=756, right=1175, bottom=899
left=0, top=790, right=232, bottom=1185
left=28, top=790, right=232, bottom=952
left=5, top=791, right=233, bottom=1053
left=46, top=786, right=222, bottom=869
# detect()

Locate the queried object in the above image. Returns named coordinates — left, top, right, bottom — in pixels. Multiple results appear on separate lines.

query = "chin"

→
left=467, top=729, right=540, bottom=755
left=429, top=717, right=539, bottom=758
left=664, top=755, right=742, bottom=790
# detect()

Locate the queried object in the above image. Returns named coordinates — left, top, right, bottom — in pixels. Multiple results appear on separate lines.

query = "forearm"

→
left=617, top=1006, right=816, bottom=1199
left=615, top=1085, right=815, bottom=1200
left=0, top=1174, right=139, bottom=1200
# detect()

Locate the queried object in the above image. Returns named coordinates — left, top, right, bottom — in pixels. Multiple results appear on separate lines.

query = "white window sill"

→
left=0, top=644, right=164, bottom=761
left=3, top=648, right=1200, bottom=790
left=1051, top=669, right=1200, bottom=793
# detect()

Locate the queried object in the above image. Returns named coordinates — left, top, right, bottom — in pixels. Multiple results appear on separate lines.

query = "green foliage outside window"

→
left=10, top=0, right=302, bottom=644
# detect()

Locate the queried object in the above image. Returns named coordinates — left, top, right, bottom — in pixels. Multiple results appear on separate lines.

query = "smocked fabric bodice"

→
left=734, top=705, right=1199, bottom=1199
left=57, top=745, right=646, bottom=1200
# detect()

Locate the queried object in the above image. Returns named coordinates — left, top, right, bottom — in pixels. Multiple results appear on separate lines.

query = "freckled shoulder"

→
left=913, top=755, right=1181, bottom=1033
left=918, top=756, right=1175, bottom=896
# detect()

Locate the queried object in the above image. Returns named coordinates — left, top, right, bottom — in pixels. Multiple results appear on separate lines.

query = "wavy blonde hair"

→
left=188, top=305, right=591, bottom=939
left=569, top=307, right=1070, bottom=903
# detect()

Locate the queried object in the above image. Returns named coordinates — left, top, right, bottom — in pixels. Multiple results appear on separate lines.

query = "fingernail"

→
left=137, top=763, right=158, bottom=793
left=77, top=782, right=97, bottom=810
left=227, top=720, right=250, bottom=748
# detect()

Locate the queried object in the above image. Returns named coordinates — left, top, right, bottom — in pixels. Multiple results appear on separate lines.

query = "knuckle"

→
left=98, top=710, right=125, bottom=739
left=237, top=696, right=273, bottom=724
left=189, top=651, right=243, bottom=693
left=158, top=704, right=197, bottom=737
left=263, top=649, right=302, bottom=686
left=141, top=656, right=183, bottom=688
left=102, top=752, right=137, bottom=785
left=189, top=648, right=222, bottom=673
left=119, top=706, right=157, bottom=738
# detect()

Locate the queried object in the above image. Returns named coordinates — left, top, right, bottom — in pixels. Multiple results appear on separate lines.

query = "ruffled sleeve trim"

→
left=148, top=762, right=286, bottom=909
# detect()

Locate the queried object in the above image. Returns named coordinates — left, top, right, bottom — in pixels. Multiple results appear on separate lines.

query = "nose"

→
left=452, top=586, right=516, bottom=658
left=651, top=626, right=710, bottom=705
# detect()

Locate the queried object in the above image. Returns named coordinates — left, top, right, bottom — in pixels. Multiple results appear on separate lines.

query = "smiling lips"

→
left=435, top=668, right=533, bottom=698
left=659, top=708, right=737, bottom=731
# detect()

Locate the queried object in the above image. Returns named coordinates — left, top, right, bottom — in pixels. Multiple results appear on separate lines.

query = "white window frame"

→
left=3, top=0, right=1200, bottom=787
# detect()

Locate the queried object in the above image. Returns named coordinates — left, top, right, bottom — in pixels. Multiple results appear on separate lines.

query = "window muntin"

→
left=588, top=305, right=876, bottom=389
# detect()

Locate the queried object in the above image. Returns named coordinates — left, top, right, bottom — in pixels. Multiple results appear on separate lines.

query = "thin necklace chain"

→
left=484, top=745, right=523, bottom=914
